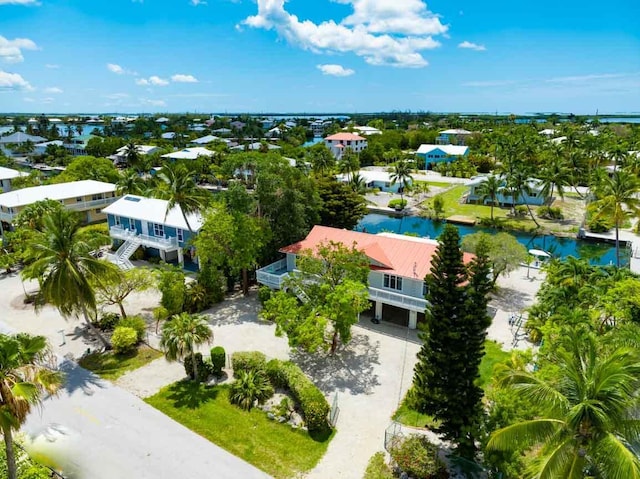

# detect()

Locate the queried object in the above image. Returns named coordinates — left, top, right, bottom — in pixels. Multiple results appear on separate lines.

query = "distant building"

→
left=109, top=145, right=163, bottom=166
left=0, top=180, right=118, bottom=225
left=230, top=121, right=246, bottom=130
left=0, top=166, right=26, bottom=193
left=189, top=135, right=231, bottom=146
left=466, top=175, right=547, bottom=206
left=416, top=144, right=469, bottom=169
left=324, top=132, right=367, bottom=159
left=33, top=140, right=64, bottom=156
left=0, top=132, right=47, bottom=157
left=229, top=142, right=282, bottom=152
left=436, top=128, right=472, bottom=145
left=336, top=169, right=412, bottom=193
left=351, top=126, right=382, bottom=136
left=161, top=147, right=215, bottom=161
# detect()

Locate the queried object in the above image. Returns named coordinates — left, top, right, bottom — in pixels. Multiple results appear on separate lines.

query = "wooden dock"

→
left=446, top=215, right=477, bottom=226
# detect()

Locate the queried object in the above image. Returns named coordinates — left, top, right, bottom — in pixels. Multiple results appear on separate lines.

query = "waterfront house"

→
left=416, top=144, right=469, bottom=169
left=229, top=142, right=282, bottom=152
left=256, top=225, right=474, bottom=329
left=466, top=175, right=547, bottom=206
left=33, top=140, right=64, bottom=156
left=0, top=179, right=118, bottom=226
left=336, top=169, right=412, bottom=193
left=324, top=132, right=367, bottom=159
left=109, top=144, right=163, bottom=166
left=189, top=135, right=231, bottom=146
left=103, top=195, right=203, bottom=270
left=351, top=126, right=382, bottom=136
left=0, top=132, right=47, bottom=157
left=436, top=128, right=472, bottom=145
left=0, top=166, right=26, bottom=193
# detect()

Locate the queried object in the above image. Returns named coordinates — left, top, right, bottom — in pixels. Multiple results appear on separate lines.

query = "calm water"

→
left=357, top=213, right=629, bottom=266
left=0, top=124, right=104, bottom=136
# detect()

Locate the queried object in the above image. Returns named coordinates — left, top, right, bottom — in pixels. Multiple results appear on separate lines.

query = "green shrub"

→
left=112, top=326, right=138, bottom=355
left=185, top=281, right=209, bottom=313
left=278, top=361, right=330, bottom=432
left=117, top=315, right=146, bottom=343
left=232, top=351, right=267, bottom=377
left=266, top=358, right=288, bottom=389
left=184, top=352, right=212, bottom=382
left=198, top=262, right=225, bottom=305
left=229, top=370, right=274, bottom=410
left=514, top=205, right=528, bottom=217
left=257, top=285, right=273, bottom=306
left=131, top=247, right=145, bottom=261
left=364, top=452, right=394, bottom=479
left=210, top=346, right=226, bottom=376
left=97, top=312, right=120, bottom=331
left=389, top=435, right=443, bottom=479
left=538, top=206, right=563, bottom=220
left=147, top=256, right=162, bottom=264
left=388, top=199, right=407, bottom=210
left=587, top=214, right=613, bottom=233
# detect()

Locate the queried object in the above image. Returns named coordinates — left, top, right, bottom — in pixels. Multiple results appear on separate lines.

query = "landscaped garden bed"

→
left=79, top=346, right=163, bottom=380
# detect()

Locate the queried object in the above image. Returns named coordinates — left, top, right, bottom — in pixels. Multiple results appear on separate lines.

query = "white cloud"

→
left=0, top=70, right=32, bottom=90
left=241, top=0, right=445, bottom=68
left=0, top=36, right=38, bottom=63
left=190, top=0, right=207, bottom=5
left=44, top=86, right=63, bottom=94
left=545, top=73, right=627, bottom=83
left=107, top=63, right=125, bottom=74
left=0, top=0, right=40, bottom=5
left=142, top=98, right=167, bottom=107
left=105, top=92, right=129, bottom=100
left=136, top=75, right=169, bottom=86
left=462, top=80, right=516, bottom=87
left=45, top=63, right=60, bottom=69
left=458, top=41, right=486, bottom=51
left=171, top=74, right=199, bottom=83
left=317, top=64, right=355, bottom=77
left=41, top=97, right=54, bottom=104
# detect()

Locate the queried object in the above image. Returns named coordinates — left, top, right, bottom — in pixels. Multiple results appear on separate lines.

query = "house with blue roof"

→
left=102, top=195, right=203, bottom=270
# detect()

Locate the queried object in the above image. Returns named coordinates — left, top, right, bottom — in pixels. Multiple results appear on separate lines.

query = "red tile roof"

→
left=325, top=132, right=366, bottom=141
left=280, top=225, right=474, bottom=280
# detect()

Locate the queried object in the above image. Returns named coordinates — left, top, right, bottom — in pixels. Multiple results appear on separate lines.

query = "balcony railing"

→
left=368, top=287, right=428, bottom=312
left=109, top=225, right=179, bottom=251
left=256, top=258, right=289, bottom=289
left=67, top=196, right=118, bottom=211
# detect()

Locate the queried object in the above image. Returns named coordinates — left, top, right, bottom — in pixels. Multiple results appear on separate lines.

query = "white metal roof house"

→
left=466, top=175, right=547, bottom=206
left=0, top=166, right=26, bottom=193
left=161, top=147, right=215, bottom=161
left=189, top=135, right=230, bottom=146
left=436, top=128, right=473, bottom=145
left=109, top=145, right=163, bottom=165
left=0, top=180, right=118, bottom=224
left=336, top=169, right=412, bottom=193
left=103, top=195, right=204, bottom=270
left=229, top=142, right=282, bottom=152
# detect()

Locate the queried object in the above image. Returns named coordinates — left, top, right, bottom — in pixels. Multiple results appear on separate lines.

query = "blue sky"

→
left=0, top=0, right=639, bottom=114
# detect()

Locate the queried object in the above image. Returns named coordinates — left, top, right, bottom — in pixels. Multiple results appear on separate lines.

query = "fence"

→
left=329, top=393, right=340, bottom=427
left=384, top=421, right=404, bottom=452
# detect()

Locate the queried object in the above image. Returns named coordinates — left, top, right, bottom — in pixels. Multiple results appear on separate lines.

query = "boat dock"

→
left=579, top=227, right=640, bottom=273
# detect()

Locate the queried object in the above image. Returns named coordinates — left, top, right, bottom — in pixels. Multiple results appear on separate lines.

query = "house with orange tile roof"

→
left=256, top=225, right=474, bottom=329
left=324, top=132, right=367, bottom=159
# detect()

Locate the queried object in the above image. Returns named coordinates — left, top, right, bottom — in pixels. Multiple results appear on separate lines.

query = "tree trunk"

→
left=330, top=330, right=339, bottom=355
left=191, top=350, right=198, bottom=381
left=242, top=268, right=249, bottom=296
left=3, top=425, right=17, bottom=479
left=525, top=202, right=540, bottom=227
left=615, top=222, right=620, bottom=268
left=82, top=306, right=112, bottom=351
left=117, top=301, right=127, bottom=318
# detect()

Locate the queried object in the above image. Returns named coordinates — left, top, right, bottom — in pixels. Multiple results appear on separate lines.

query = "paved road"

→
left=22, top=359, right=271, bottom=479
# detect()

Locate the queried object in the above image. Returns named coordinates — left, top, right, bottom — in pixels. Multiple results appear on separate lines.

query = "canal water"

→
left=357, top=213, right=629, bottom=266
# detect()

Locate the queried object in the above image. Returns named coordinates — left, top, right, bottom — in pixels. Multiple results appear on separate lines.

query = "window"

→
left=95, top=209, right=101, bottom=214
left=114, top=216, right=121, bottom=226
left=177, top=229, right=184, bottom=242
left=76, top=197, right=82, bottom=202
left=423, top=282, right=428, bottom=297
left=383, top=274, right=403, bottom=291
left=92, top=194, right=103, bottom=201
left=153, top=223, right=164, bottom=237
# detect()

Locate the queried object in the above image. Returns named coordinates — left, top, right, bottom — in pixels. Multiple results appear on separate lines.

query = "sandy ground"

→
left=1, top=266, right=542, bottom=479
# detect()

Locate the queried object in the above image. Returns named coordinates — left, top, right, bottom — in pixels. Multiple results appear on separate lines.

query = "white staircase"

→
left=108, top=236, right=142, bottom=270
left=292, top=285, right=310, bottom=304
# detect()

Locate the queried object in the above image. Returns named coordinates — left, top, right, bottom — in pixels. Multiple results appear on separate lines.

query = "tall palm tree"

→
left=0, top=333, right=62, bottom=479
left=591, top=169, right=640, bottom=267
left=160, top=312, right=213, bottom=380
left=487, top=332, right=640, bottom=479
left=122, top=140, right=140, bottom=170
left=308, top=146, right=335, bottom=176
left=155, top=162, right=211, bottom=233
left=540, top=145, right=571, bottom=203
left=116, top=169, right=147, bottom=196
left=337, top=150, right=360, bottom=176
left=390, top=159, right=414, bottom=209
left=349, top=172, right=367, bottom=194
left=21, top=209, right=118, bottom=349
left=475, top=174, right=502, bottom=221
left=505, top=165, right=540, bottom=227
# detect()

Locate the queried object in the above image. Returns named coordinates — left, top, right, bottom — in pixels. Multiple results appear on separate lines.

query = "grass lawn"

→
left=78, top=346, right=163, bottom=381
left=393, top=340, right=510, bottom=428
left=418, top=180, right=452, bottom=188
left=145, top=382, right=333, bottom=478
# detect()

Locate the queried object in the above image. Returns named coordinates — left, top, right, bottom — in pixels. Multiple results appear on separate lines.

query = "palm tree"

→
left=540, top=145, right=571, bottom=203
left=337, top=150, right=360, bottom=176
left=591, top=169, right=640, bottom=267
left=21, top=209, right=118, bottom=349
left=349, top=172, right=367, bottom=194
left=505, top=165, right=540, bottom=227
left=122, top=140, right=140, bottom=170
left=487, top=332, right=640, bottom=479
left=390, top=159, right=414, bottom=209
left=308, top=145, right=335, bottom=176
left=155, top=162, right=211, bottom=233
left=475, top=174, right=502, bottom=221
left=116, top=169, right=147, bottom=196
left=160, top=312, right=213, bottom=381
left=0, top=333, right=62, bottom=479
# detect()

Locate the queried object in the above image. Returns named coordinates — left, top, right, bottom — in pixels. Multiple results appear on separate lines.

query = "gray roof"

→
left=0, top=132, right=47, bottom=144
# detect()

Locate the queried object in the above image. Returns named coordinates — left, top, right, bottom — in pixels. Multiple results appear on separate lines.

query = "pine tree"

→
left=410, top=224, right=493, bottom=459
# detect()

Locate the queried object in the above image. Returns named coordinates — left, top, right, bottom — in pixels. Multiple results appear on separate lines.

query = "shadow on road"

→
left=490, top=286, right=533, bottom=312
left=291, top=333, right=381, bottom=396
left=166, top=381, right=219, bottom=409
left=58, top=360, right=106, bottom=396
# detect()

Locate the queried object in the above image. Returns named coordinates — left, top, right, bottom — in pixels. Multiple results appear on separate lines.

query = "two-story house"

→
left=416, top=144, right=469, bottom=169
left=0, top=166, right=26, bottom=193
left=436, top=128, right=472, bottom=145
left=324, top=132, right=367, bottom=159
left=466, top=175, right=547, bottom=206
left=102, top=195, right=203, bottom=270
left=0, top=179, right=118, bottom=226
left=256, top=225, right=474, bottom=329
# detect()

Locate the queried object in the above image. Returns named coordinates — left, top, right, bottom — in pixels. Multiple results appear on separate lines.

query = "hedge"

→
left=210, top=346, right=226, bottom=376
left=112, top=326, right=137, bottom=354
left=117, top=315, right=146, bottom=343
left=267, top=359, right=330, bottom=432
left=231, top=351, right=267, bottom=378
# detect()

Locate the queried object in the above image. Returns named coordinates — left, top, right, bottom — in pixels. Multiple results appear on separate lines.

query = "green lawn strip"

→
left=78, top=346, right=163, bottom=380
left=417, top=180, right=452, bottom=188
left=145, top=382, right=333, bottom=479
left=393, top=340, right=510, bottom=428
